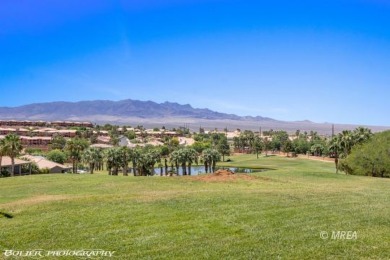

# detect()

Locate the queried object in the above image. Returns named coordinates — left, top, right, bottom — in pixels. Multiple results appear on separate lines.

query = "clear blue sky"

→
left=1, top=0, right=389, bottom=126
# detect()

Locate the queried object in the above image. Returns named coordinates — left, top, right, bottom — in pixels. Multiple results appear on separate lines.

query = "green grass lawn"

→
left=1, top=154, right=389, bottom=259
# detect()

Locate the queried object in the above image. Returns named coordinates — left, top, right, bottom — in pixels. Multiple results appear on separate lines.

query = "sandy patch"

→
left=194, top=174, right=257, bottom=182
left=1, top=195, right=74, bottom=209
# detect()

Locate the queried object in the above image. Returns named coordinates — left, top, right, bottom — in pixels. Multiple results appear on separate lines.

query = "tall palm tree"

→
left=131, top=148, right=141, bottom=176
left=178, top=149, right=188, bottom=175
left=339, top=130, right=353, bottom=157
left=134, top=149, right=160, bottom=176
left=0, top=138, right=7, bottom=174
left=65, top=138, right=89, bottom=173
left=82, top=147, right=102, bottom=174
left=3, top=134, right=23, bottom=177
left=353, top=127, right=372, bottom=145
left=185, top=148, right=198, bottom=175
left=159, top=145, right=170, bottom=175
left=106, top=147, right=122, bottom=175
left=170, top=150, right=180, bottom=175
left=147, top=149, right=161, bottom=176
left=329, top=135, right=342, bottom=173
left=119, top=146, right=132, bottom=176
left=202, top=148, right=221, bottom=173
left=210, top=149, right=221, bottom=172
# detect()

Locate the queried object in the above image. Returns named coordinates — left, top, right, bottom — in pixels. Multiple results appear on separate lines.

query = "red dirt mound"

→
left=212, top=169, right=235, bottom=176
left=194, top=169, right=255, bottom=182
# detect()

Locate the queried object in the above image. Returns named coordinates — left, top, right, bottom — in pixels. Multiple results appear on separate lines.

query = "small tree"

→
left=50, top=134, right=67, bottom=150
left=47, top=149, right=68, bottom=164
left=217, top=137, right=230, bottom=161
left=252, top=136, right=263, bottom=159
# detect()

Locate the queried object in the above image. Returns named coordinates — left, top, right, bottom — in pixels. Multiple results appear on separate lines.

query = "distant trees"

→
left=191, top=141, right=211, bottom=154
left=292, top=137, right=310, bottom=155
left=252, top=136, right=263, bottom=159
left=230, top=127, right=374, bottom=169
left=217, top=136, right=230, bottom=161
left=233, top=130, right=255, bottom=153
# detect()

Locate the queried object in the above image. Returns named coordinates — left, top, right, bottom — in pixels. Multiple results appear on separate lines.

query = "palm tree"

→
left=106, top=147, right=122, bottom=175
left=3, top=134, right=23, bottom=177
left=202, top=148, right=221, bottom=173
left=135, top=149, right=160, bottom=176
left=210, top=149, right=221, bottom=172
left=159, top=145, right=170, bottom=175
left=145, top=149, right=160, bottom=176
left=329, top=135, right=342, bottom=173
left=82, top=147, right=103, bottom=174
left=0, top=138, right=7, bottom=174
left=185, top=148, right=198, bottom=175
left=131, top=148, right=141, bottom=176
left=65, top=138, right=89, bottom=173
left=119, top=146, right=132, bottom=176
left=170, top=150, right=180, bottom=175
left=353, top=127, right=372, bottom=145
left=339, top=130, right=353, bottom=157
left=178, top=149, right=188, bottom=175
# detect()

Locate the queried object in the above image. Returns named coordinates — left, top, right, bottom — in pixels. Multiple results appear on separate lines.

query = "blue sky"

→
left=1, top=0, right=389, bottom=126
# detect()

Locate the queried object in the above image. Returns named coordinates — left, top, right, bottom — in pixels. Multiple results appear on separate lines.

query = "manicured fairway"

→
left=1, top=155, right=389, bottom=259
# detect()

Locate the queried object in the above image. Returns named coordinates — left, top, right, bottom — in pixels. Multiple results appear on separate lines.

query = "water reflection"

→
left=153, top=166, right=266, bottom=176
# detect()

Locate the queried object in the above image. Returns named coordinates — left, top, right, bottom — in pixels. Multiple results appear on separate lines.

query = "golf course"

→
left=1, top=154, right=389, bottom=259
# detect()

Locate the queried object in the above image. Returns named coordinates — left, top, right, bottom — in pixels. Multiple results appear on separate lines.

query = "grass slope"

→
left=0, top=155, right=389, bottom=259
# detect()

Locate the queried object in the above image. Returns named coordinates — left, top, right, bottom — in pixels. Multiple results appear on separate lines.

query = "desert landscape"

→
left=1, top=1, right=390, bottom=259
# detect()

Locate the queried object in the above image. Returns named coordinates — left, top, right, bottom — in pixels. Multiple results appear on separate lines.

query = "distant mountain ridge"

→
left=0, top=99, right=275, bottom=121
left=0, top=99, right=388, bottom=134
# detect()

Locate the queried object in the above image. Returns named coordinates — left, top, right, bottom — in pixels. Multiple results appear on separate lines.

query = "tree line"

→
left=0, top=132, right=224, bottom=177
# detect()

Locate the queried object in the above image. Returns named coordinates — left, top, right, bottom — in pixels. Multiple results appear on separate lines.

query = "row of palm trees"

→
left=0, top=133, right=222, bottom=177
left=0, top=134, right=23, bottom=177
left=328, top=127, right=372, bottom=172
left=78, top=145, right=222, bottom=176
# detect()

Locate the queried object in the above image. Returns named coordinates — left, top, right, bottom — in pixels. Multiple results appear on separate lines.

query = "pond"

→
left=153, top=166, right=267, bottom=176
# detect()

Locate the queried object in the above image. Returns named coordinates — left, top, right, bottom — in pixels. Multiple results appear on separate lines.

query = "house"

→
left=22, top=155, right=71, bottom=173
left=0, top=156, right=32, bottom=175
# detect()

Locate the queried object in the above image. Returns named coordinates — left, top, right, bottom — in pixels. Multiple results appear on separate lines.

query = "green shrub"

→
left=343, top=131, right=390, bottom=178
left=0, top=169, right=10, bottom=178
left=39, top=168, right=51, bottom=174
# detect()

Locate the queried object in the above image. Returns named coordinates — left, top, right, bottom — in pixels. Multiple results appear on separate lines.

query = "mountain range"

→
left=0, top=99, right=388, bottom=134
